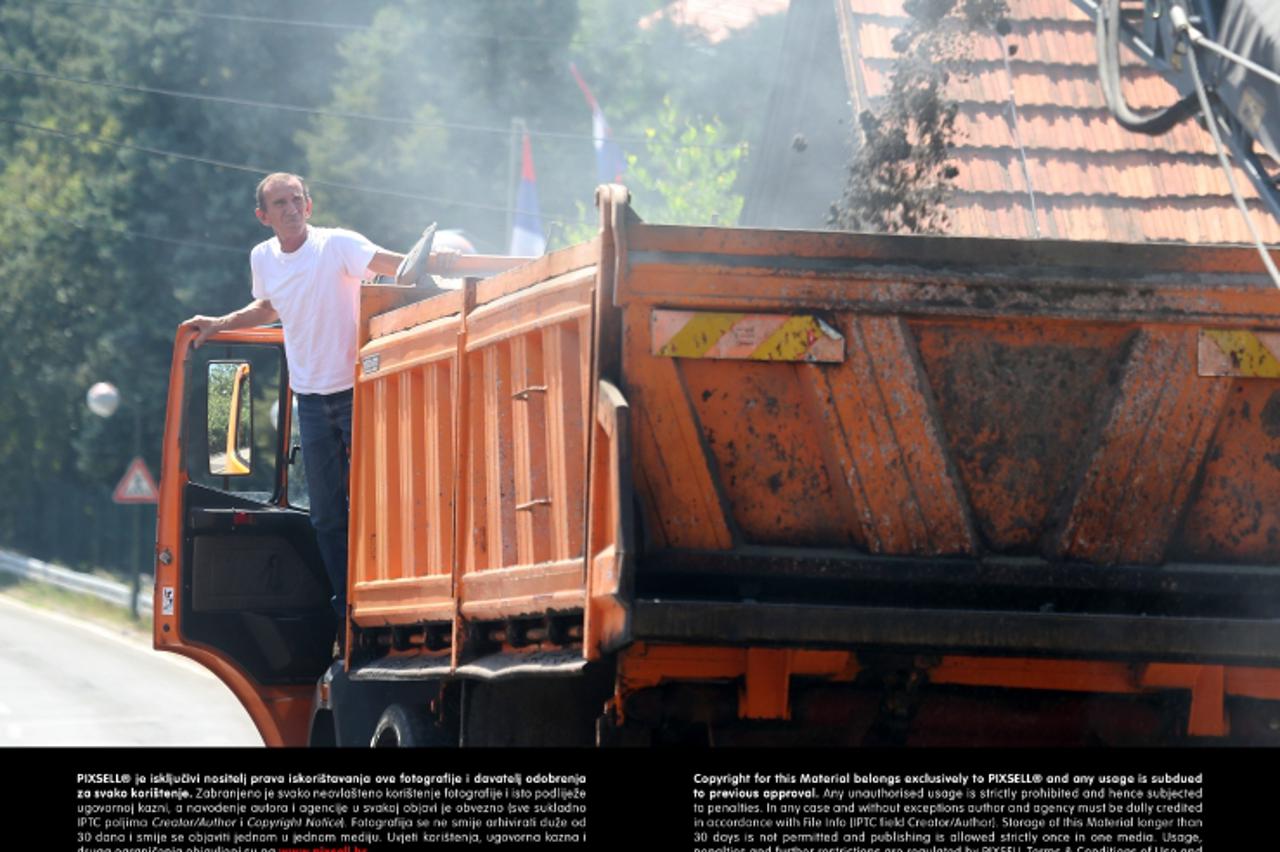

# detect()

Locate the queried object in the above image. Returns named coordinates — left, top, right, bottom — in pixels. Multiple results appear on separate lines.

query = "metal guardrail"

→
left=0, top=547, right=152, bottom=613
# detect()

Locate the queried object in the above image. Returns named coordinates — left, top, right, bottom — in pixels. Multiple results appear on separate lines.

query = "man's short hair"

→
left=256, top=173, right=310, bottom=210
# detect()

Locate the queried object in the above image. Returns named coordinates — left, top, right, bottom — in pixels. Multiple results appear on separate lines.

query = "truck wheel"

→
left=370, top=703, right=451, bottom=748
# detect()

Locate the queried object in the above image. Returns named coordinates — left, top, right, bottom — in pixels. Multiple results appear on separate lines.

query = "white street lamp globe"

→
left=87, top=381, right=120, bottom=418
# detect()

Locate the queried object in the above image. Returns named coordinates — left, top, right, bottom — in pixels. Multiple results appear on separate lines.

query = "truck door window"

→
left=208, top=361, right=253, bottom=476
left=185, top=344, right=284, bottom=503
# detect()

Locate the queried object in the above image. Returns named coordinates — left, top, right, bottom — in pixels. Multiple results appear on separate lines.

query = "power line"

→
left=34, top=0, right=723, bottom=49
left=0, top=115, right=579, bottom=224
left=37, top=0, right=374, bottom=33
left=0, top=62, right=742, bottom=152
left=6, top=202, right=245, bottom=254
left=0, top=63, right=579, bottom=142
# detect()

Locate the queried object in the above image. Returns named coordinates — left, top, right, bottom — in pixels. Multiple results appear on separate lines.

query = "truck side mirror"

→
left=208, top=360, right=253, bottom=476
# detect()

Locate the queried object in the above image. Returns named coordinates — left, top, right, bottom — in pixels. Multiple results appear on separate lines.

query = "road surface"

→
left=0, top=595, right=262, bottom=746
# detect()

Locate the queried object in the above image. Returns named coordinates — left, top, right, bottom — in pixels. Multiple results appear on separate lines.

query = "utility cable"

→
left=38, top=0, right=373, bottom=33
left=1095, top=0, right=1199, bottom=134
left=1173, top=6, right=1280, bottom=288
left=0, top=62, right=739, bottom=152
left=0, top=115, right=576, bottom=224
left=34, top=0, right=718, bottom=48
left=0, top=63, right=579, bottom=143
left=6, top=203, right=245, bottom=254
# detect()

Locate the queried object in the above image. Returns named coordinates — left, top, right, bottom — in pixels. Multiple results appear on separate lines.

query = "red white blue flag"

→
left=509, top=131, right=547, bottom=257
left=570, top=63, right=626, bottom=185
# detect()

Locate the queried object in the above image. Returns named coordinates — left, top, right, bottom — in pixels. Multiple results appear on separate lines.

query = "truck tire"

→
left=370, top=703, right=451, bottom=748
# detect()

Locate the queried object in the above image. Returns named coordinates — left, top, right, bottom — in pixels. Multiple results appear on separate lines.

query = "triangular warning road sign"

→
left=113, top=457, right=159, bottom=504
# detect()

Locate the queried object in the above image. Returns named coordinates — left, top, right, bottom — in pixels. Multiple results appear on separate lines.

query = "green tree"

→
left=0, top=0, right=349, bottom=573
left=623, top=96, right=745, bottom=226
left=557, top=96, right=746, bottom=244
left=558, top=1, right=780, bottom=240
left=299, top=0, right=581, bottom=252
left=300, top=0, right=781, bottom=251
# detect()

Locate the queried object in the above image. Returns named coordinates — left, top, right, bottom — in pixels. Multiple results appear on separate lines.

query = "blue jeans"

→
left=295, top=388, right=353, bottom=623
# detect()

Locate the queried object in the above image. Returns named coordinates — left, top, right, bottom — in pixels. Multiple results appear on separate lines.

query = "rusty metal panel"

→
left=620, top=223, right=1280, bottom=572
left=615, top=225, right=1279, bottom=324
left=624, top=308, right=735, bottom=552
left=627, top=310, right=973, bottom=554
left=914, top=319, right=1133, bottom=553
left=680, top=358, right=851, bottom=546
left=1176, top=381, right=1280, bottom=562
left=1053, top=327, right=1231, bottom=565
left=812, top=315, right=974, bottom=555
left=629, top=598, right=1280, bottom=665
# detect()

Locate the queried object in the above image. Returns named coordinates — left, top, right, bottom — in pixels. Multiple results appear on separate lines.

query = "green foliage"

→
left=559, top=95, right=746, bottom=243
left=299, top=0, right=777, bottom=251
left=549, top=0, right=779, bottom=245
left=830, top=0, right=1008, bottom=234
left=205, top=362, right=240, bottom=461
left=624, top=97, right=745, bottom=227
left=298, top=0, right=581, bottom=251
left=0, top=0, right=346, bottom=575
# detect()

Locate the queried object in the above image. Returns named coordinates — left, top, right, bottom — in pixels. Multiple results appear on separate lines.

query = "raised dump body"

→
left=156, top=187, right=1280, bottom=746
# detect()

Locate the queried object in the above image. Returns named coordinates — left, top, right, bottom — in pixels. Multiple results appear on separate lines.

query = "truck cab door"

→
left=154, top=326, right=333, bottom=746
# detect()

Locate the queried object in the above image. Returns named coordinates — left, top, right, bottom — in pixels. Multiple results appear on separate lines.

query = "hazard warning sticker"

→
left=1199, top=329, right=1280, bottom=377
left=651, top=309, right=845, bottom=363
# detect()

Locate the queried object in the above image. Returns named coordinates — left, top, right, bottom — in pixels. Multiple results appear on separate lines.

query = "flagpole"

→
left=506, top=117, right=523, bottom=249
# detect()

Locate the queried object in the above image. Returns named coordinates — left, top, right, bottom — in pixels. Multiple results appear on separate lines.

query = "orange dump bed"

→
left=348, top=187, right=1280, bottom=680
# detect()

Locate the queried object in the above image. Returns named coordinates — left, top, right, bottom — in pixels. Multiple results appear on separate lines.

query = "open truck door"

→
left=154, top=325, right=333, bottom=746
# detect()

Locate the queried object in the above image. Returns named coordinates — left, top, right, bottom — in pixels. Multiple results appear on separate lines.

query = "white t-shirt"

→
left=251, top=227, right=379, bottom=394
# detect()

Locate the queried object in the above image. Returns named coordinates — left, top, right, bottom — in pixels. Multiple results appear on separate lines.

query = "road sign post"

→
left=112, top=457, right=157, bottom=618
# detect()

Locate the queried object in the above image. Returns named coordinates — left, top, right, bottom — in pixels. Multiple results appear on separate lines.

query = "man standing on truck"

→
left=185, top=172, right=409, bottom=640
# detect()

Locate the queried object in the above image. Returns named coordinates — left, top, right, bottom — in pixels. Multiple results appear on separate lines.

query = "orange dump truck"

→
left=156, top=186, right=1280, bottom=746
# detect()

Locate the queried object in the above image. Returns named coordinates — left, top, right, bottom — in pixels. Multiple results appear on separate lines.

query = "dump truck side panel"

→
left=348, top=241, right=606, bottom=670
